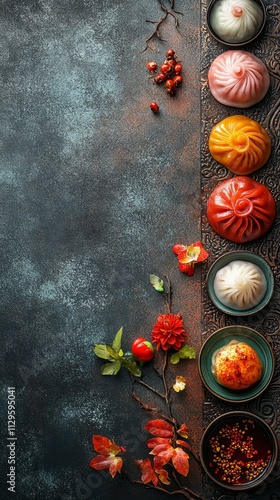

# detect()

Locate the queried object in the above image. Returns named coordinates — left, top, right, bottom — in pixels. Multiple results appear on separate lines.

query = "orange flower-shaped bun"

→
left=209, top=115, right=271, bottom=174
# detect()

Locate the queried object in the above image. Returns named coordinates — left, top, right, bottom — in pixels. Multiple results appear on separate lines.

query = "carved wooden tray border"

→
left=200, top=1, right=280, bottom=497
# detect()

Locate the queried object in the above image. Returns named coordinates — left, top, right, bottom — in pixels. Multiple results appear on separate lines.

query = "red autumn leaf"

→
left=153, top=446, right=175, bottom=469
left=157, top=468, right=171, bottom=485
left=145, top=419, right=173, bottom=438
left=177, top=424, right=189, bottom=439
left=90, top=435, right=126, bottom=478
left=147, top=437, right=171, bottom=449
left=135, top=458, right=158, bottom=486
left=176, top=439, right=191, bottom=450
left=89, top=455, right=123, bottom=478
left=149, top=442, right=174, bottom=457
left=92, top=435, right=125, bottom=456
left=172, top=447, right=190, bottom=477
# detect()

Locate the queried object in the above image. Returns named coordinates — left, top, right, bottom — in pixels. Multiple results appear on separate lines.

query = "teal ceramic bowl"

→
left=207, top=251, right=274, bottom=316
left=198, top=326, right=274, bottom=402
left=200, top=411, right=278, bottom=491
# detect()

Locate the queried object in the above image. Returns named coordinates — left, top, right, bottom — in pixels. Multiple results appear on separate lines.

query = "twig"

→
left=122, top=469, right=206, bottom=500
left=141, top=0, right=183, bottom=52
left=132, top=378, right=165, bottom=400
left=131, top=390, right=176, bottom=425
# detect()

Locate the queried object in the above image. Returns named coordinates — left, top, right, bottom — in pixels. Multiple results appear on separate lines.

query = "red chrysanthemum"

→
left=151, top=313, right=187, bottom=351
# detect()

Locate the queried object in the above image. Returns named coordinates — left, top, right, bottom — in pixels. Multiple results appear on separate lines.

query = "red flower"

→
left=172, top=241, right=209, bottom=276
left=151, top=313, right=187, bottom=351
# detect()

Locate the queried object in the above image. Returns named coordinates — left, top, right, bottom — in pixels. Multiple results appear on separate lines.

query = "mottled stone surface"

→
left=1, top=1, right=203, bottom=499
left=1, top=0, right=279, bottom=499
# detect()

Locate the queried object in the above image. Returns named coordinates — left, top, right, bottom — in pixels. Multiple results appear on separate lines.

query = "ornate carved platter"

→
left=201, top=1, right=280, bottom=497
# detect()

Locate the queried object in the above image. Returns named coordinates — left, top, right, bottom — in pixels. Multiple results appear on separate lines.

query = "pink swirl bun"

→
left=208, top=50, right=270, bottom=107
left=207, top=176, right=276, bottom=243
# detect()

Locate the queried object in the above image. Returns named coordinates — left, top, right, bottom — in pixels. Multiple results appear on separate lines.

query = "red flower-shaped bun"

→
left=208, top=50, right=270, bottom=108
left=207, top=176, right=276, bottom=243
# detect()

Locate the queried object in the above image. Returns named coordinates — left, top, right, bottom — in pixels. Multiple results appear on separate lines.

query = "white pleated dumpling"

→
left=209, top=0, right=264, bottom=43
left=213, top=260, right=267, bottom=310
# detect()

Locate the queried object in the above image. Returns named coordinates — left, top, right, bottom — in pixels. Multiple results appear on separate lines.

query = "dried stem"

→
left=127, top=273, right=203, bottom=498
left=122, top=471, right=206, bottom=500
left=141, top=0, right=183, bottom=52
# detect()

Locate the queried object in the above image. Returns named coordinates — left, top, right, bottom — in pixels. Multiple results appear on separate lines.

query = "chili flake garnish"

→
left=208, top=419, right=271, bottom=485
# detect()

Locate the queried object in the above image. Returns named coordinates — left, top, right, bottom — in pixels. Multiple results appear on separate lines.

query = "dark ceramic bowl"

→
left=206, top=0, right=266, bottom=47
left=206, top=251, right=274, bottom=316
left=198, top=325, right=275, bottom=402
left=200, top=411, right=278, bottom=491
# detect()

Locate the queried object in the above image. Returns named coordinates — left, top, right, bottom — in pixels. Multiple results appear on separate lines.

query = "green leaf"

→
left=170, top=352, right=181, bottom=365
left=178, top=345, right=196, bottom=359
left=149, top=274, right=164, bottom=293
left=121, top=358, right=142, bottom=377
left=93, top=344, right=115, bottom=360
left=127, top=361, right=142, bottom=377
left=170, top=345, right=196, bottom=365
left=112, top=327, right=123, bottom=353
left=101, top=360, right=122, bottom=375
left=105, top=344, right=119, bottom=359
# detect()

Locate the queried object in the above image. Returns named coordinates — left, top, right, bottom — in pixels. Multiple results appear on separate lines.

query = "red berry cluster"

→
left=147, top=49, right=183, bottom=113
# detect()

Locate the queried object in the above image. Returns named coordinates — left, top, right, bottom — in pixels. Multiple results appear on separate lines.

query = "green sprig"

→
left=93, top=327, right=142, bottom=377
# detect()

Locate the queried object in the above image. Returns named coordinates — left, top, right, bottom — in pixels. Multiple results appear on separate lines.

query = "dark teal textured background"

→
left=1, top=1, right=203, bottom=499
left=2, top=1, right=279, bottom=499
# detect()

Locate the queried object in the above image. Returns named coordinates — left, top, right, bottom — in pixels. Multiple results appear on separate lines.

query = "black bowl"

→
left=200, top=411, right=278, bottom=491
left=206, top=0, right=266, bottom=47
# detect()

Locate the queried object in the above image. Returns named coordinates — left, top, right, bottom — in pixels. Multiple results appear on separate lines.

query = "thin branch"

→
left=132, top=377, right=165, bottom=400
left=122, top=469, right=206, bottom=500
left=141, top=0, right=183, bottom=52
left=131, top=391, right=176, bottom=425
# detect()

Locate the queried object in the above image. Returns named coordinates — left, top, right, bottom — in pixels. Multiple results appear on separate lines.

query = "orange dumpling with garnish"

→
left=209, top=116, right=271, bottom=175
left=211, top=340, right=262, bottom=390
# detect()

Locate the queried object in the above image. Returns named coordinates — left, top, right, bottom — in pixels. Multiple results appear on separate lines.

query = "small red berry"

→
left=173, top=75, right=183, bottom=87
left=166, top=49, right=175, bottom=60
left=146, top=61, right=157, bottom=72
left=150, top=101, right=159, bottom=113
left=160, top=62, right=173, bottom=75
left=165, top=79, right=176, bottom=95
left=154, top=73, right=167, bottom=84
left=166, top=58, right=176, bottom=69
left=174, top=63, right=183, bottom=74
